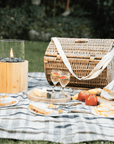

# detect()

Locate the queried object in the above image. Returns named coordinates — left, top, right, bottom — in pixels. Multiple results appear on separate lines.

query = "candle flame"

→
left=10, top=48, right=14, bottom=58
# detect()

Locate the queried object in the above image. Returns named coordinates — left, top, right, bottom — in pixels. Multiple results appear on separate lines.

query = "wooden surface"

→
left=27, top=89, right=71, bottom=103
left=26, top=88, right=114, bottom=107
left=27, top=88, right=114, bottom=105
left=0, top=60, right=28, bottom=93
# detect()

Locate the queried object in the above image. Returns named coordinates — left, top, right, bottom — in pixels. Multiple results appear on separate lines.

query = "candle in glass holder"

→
left=10, top=48, right=14, bottom=58
left=0, top=42, right=28, bottom=93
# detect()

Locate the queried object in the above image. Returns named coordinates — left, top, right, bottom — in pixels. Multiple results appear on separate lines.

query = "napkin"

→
left=101, top=79, right=114, bottom=100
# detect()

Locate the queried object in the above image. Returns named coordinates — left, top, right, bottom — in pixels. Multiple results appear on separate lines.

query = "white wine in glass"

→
left=59, top=71, right=70, bottom=98
left=50, top=70, right=61, bottom=96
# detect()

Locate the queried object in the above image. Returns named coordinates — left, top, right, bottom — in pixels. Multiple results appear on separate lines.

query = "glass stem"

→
left=62, top=87, right=64, bottom=94
left=52, top=84, right=56, bottom=93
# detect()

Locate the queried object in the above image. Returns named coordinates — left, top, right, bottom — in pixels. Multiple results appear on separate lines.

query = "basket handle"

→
left=52, top=37, right=114, bottom=80
left=75, top=39, right=89, bottom=43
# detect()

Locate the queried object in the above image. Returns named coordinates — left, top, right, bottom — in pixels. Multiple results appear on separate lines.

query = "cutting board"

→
left=27, top=89, right=71, bottom=103
left=27, top=88, right=114, bottom=105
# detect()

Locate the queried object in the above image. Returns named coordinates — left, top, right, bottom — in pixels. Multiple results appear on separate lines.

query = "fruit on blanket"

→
left=85, top=94, right=97, bottom=106
left=78, top=90, right=90, bottom=102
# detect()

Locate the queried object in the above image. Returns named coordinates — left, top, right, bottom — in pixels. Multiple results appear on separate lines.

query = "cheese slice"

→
left=34, top=88, right=47, bottom=97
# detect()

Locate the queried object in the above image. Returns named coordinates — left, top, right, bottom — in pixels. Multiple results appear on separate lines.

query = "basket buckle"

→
left=89, top=57, right=95, bottom=62
left=56, top=54, right=61, bottom=60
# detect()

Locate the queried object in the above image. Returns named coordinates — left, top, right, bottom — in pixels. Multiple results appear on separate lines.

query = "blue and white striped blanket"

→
left=0, top=72, right=114, bottom=144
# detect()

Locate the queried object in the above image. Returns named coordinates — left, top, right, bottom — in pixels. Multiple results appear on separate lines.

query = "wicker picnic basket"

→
left=44, top=38, right=114, bottom=88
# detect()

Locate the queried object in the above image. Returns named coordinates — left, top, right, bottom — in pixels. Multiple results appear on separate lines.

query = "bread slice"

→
left=29, top=103, right=54, bottom=115
left=103, top=87, right=114, bottom=95
left=88, top=88, right=102, bottom=95
left=72, top=93, right=78, bottom=100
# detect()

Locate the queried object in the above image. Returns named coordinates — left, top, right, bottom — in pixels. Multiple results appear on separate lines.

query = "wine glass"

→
left=50, top=70, right=61, bottom=97
left=59, top=71, right=70, bottom=98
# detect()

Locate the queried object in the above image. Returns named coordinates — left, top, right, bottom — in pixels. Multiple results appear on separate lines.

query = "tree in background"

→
left=0, top=0, right=114, bottom=39
left=84, top=0, right=114, bottom=38
left=62, top=0, right=71, bottom=16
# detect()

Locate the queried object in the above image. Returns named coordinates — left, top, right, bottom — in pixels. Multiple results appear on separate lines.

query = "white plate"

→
left=0, top=97, right=18, bottom=107
left=28, top=102, right=68, bottom=116
left=91, top=108, right=114, bottom=118
left=29, top=108, right=68, bottom=116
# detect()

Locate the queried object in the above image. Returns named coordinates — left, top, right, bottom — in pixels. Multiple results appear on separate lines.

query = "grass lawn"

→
left=0, top=41, right=113, bottom=144
left=25, top=41, right=49, bottom=72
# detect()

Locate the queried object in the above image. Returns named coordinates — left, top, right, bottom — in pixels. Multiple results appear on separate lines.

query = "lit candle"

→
left=10, top=48, right=14, bottom=58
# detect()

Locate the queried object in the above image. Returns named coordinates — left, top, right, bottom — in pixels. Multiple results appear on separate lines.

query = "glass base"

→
left=59, top=92, right=65, bottom=98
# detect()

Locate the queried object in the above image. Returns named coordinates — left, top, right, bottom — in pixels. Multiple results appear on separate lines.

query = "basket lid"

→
left=45, top=38, right=114, bottom=59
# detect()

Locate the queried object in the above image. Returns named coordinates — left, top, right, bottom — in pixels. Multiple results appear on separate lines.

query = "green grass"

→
left=0, top=41, right=113, bottom=144
left=25, top=41, right=48, bottom=72
left=0, top=139, right=59, bottom=144
left=0, top=139, right=114, bottom=144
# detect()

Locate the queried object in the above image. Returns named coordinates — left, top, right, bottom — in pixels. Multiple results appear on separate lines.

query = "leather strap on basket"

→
left=52, top=37, right=114, bottom=80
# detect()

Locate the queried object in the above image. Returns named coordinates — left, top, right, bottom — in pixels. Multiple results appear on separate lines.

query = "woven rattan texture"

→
left=44, top=38, right=114, bottom=88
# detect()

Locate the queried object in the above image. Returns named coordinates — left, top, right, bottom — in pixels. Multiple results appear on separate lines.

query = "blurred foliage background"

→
left=0, top=0, right=114, bottom=40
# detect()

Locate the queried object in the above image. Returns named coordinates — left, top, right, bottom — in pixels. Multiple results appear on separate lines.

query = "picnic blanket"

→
left=0, top=72, right=114, bottom=144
